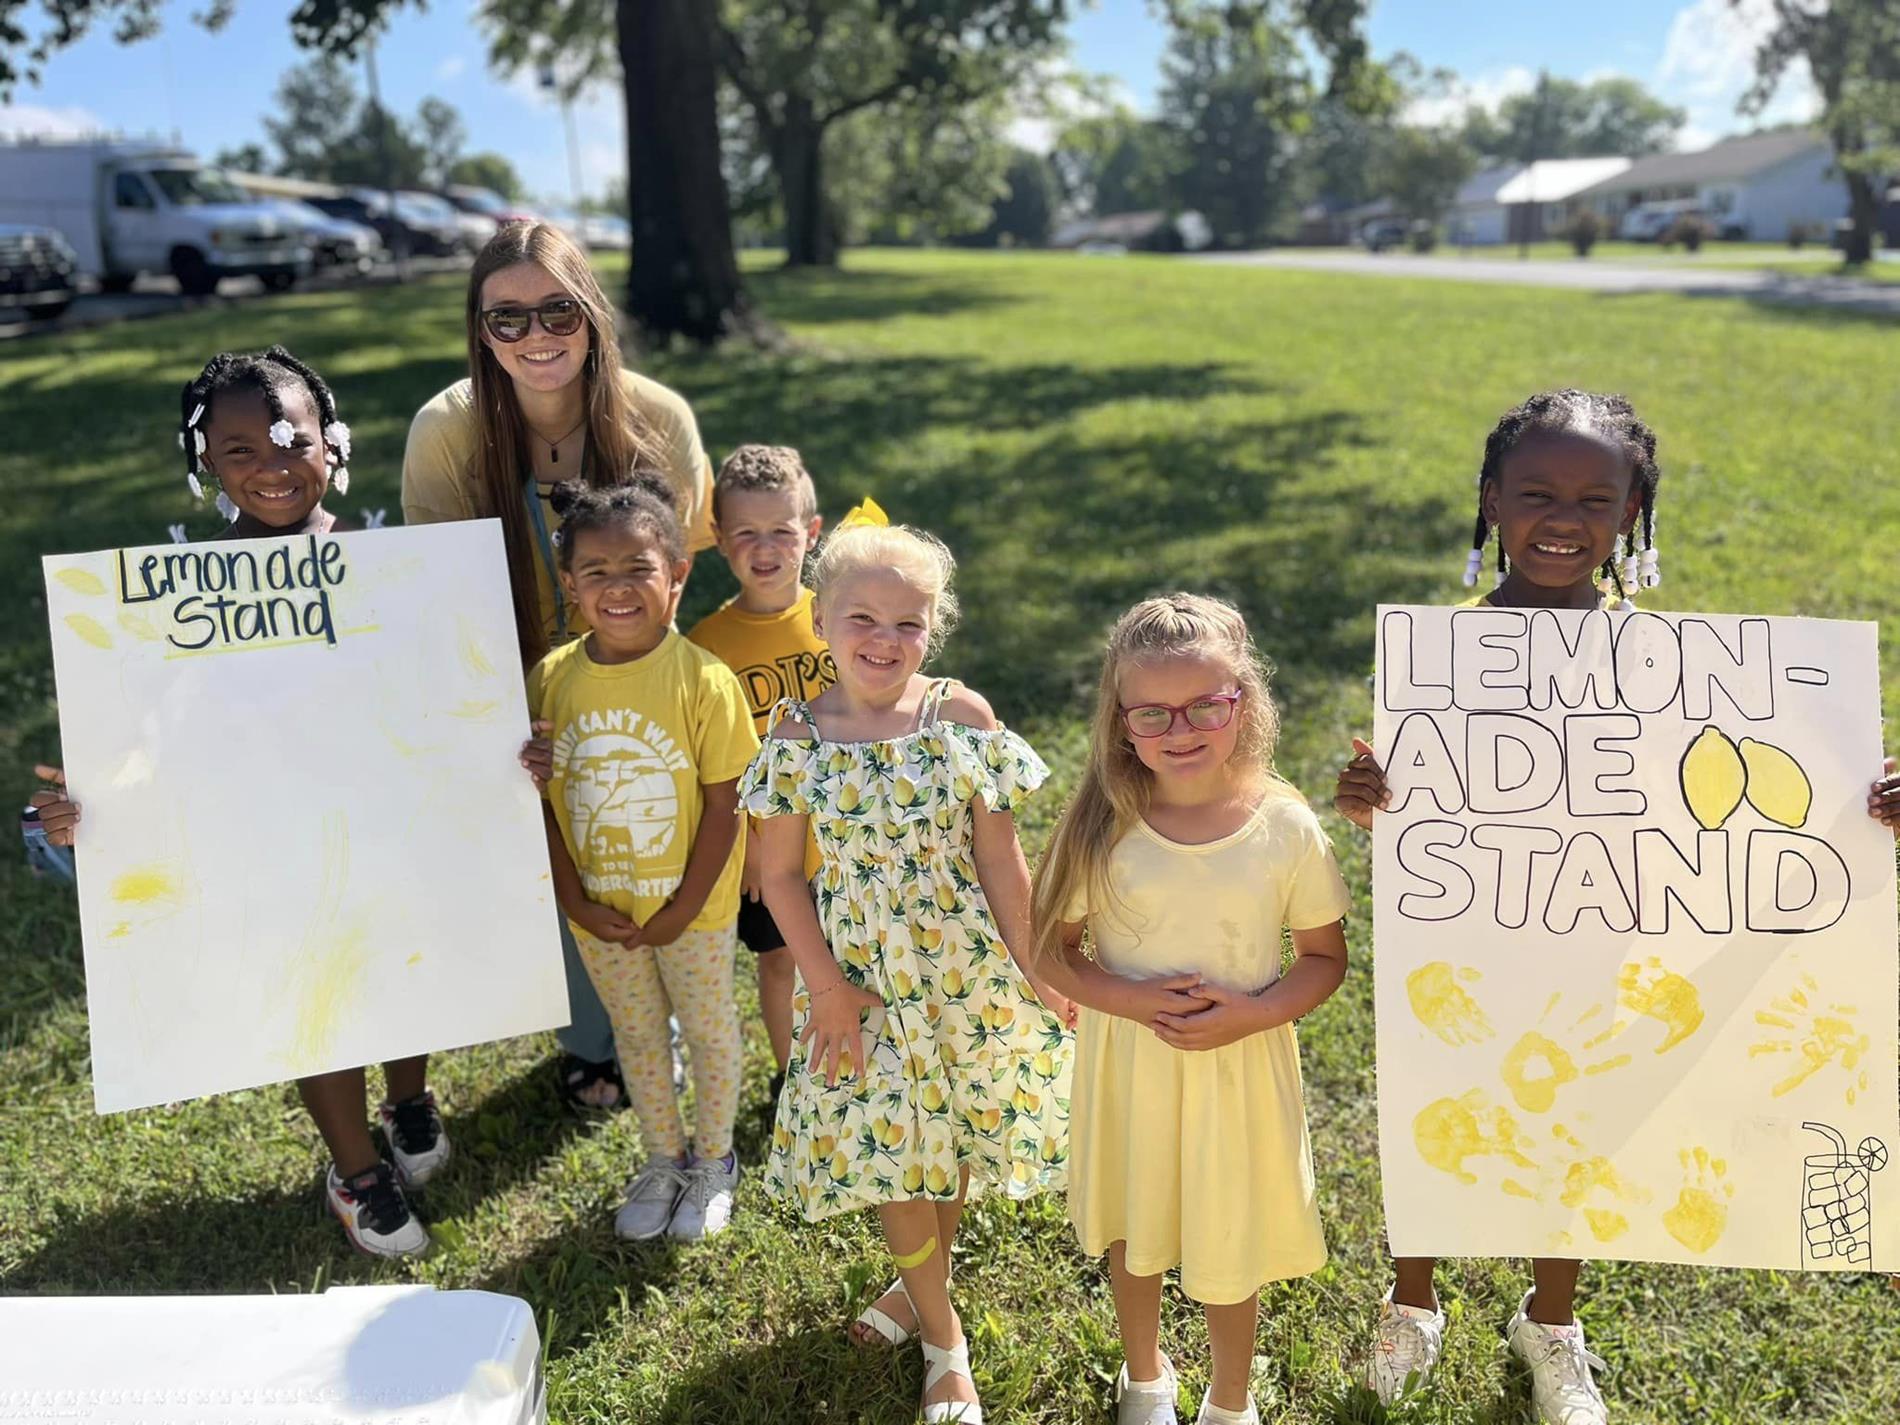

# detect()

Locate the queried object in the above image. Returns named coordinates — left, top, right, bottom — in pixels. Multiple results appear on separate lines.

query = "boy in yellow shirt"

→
left=687, top=446, right=834, bottom=1108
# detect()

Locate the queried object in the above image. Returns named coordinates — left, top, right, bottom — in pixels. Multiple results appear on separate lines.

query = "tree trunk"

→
left=776, top=96, right=838, bottom=268
left=1841, top=166, right=1878, bottom=267
left=617, top=0, right=754, bottom=344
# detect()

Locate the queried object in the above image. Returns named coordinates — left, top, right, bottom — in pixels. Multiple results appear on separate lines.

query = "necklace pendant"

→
left=550, top=445, right=559, bottom=463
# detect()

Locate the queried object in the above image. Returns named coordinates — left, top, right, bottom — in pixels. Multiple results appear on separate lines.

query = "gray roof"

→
left=1577, top=129, right=1827, bottom=196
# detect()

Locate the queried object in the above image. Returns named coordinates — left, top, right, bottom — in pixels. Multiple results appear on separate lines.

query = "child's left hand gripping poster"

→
left=42, top=521, right=569, bottom=1113
left=1372, top=604, right=1899, bottom=1272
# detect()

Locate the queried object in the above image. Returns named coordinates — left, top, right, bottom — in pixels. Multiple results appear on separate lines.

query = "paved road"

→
left=0, top=256, right=471, bottom=343
left=1193, top=249, right=1900, bottom=317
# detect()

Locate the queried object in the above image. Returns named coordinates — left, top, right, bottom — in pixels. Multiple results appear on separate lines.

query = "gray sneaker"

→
left=668, top=1152, right=739, bottom=1240
left=615, top=1156, right=689, bottom=1241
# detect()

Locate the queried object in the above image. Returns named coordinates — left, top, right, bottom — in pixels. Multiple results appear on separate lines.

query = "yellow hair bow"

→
left=837, top=496, right=890, bottom=531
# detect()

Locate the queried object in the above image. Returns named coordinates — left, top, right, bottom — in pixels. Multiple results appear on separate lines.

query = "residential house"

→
left=1576, top=129, right=1845, bottom=241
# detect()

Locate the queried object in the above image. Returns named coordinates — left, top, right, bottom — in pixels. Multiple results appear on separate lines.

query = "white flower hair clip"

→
left=331, top=466, right=350, bottom=495
left=323, top=421, right=352, bottom=462
left=268, top=419, right=296, bottom=449
left=362, top=508, right=387, bottom=529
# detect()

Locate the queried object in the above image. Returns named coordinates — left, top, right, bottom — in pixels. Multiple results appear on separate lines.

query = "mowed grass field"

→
left=2, top=249, right=1899, bottom=1423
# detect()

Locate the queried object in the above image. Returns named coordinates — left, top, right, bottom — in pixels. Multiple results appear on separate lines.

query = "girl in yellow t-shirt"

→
left=527, top=473, right=759, bottom=1244
left=1031, top=593, right=1351, bottom=1425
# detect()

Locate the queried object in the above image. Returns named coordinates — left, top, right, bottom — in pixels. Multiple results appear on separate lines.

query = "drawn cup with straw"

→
left=1801, top=1121, right=1886, bottom=1267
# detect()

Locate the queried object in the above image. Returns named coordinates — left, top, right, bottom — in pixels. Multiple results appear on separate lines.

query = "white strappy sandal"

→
left=853, top=1272, right=957, bottom=1347
left=854, top=1276, right=916, bottom=1346
left=920, top=1336, right=983, bottom=1424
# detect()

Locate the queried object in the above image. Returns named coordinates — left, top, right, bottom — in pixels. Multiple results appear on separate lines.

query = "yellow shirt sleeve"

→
left=696, top=660, right=763, bottom=784
left=401, top=382, right=481, bottom=526
left=625, top=369, right=714, bottom=554
left=1283, top=804, right=1352, bottom=930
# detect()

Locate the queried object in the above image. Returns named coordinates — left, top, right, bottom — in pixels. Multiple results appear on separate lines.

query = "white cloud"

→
left=0, top=103, right=109, bottom=140
left=1657, top=0, right=1819, bottom=144
left=1405, top=65, right=1537, bottom=128
left=435, top=56, right=468, bottom=82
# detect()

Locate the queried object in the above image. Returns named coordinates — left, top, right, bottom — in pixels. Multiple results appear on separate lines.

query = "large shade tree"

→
left=0, top=0, right=754, bottom=342
left=1734, top=0, right=1900, bottom=265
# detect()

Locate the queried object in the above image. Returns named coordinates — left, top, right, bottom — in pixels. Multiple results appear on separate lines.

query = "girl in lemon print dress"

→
left=739, top=518, right=1075, bottom=1425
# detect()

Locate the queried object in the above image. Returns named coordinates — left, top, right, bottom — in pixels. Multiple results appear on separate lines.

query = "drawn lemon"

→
left=1680, top=725, right=1746, bottom=831
left=1739, top=737, right=1812, bottom=829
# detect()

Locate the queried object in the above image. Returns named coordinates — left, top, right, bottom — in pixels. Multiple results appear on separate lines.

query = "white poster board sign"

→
left=1372, top=604, right=1897, bottom=1270
left=43, top=521, right=567, bottom=1113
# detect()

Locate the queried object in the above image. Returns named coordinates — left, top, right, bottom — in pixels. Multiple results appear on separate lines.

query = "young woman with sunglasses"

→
left=401, top=221, right=716, bottom=1112
left=1030, top=593, right=1351, bottom=1425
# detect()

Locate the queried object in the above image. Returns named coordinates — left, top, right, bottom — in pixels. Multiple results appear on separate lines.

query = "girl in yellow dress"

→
left=1032, top=594, right=1351, bottom=1425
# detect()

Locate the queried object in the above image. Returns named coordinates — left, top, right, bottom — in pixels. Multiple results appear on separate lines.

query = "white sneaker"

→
left=325, top=1162, right=429, bottom=1258
left=1366, top=1287, right=1446, bottom=1404
left=1508, top=1291, right=1609, bottom=1425
left=615, top=1156, right=689, bottom=1241
left=1192, top=1392, right=1258, bottom=1425
left=1115, top=1352, right=1178, bottom=1424
left=379, top=1090, right=451, bottom=1188
left=668, top=1152, right=739, bottom=1240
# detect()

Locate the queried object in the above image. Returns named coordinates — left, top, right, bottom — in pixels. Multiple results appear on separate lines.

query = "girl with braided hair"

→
left=27, top=346, right=514, bottom=1260
left=1331, top=390, right=1656, bottom=1424
left=1331, top=390, right=1898, bottom=1424
left=177, top=345, right=356, bottom=538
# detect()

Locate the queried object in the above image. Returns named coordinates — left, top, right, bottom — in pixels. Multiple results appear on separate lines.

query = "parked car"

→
left=401, top=191, right=494, bottom=253
left=442, top=185, right=541, bottom=227
left=0, top=223, right=79, bottom=321
left=0, top=140, right=308, bottom=295
left=1359, top=219, right=1408, bottom=253
left=308, top=191, right=462, bottom=258
left=252, top=197, right=381, bottom=273
left=1617, top=199, right=1704, bottom=243
left=544, top=208, right=632, bottom=251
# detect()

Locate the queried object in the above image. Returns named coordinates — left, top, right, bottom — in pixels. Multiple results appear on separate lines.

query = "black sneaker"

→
left=379, top=1090, right=452, bottom=1187
left=326, top=1161, right=429, bottom=1258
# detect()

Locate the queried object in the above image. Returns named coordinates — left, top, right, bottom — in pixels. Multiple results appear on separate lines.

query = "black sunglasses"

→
left=481, top=297, right=586, bottom=343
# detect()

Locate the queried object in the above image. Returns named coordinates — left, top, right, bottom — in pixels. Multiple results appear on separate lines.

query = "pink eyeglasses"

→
left=1119, top=691, right=1242, bottom=739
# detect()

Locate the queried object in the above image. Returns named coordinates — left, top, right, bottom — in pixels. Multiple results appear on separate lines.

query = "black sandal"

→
left=558, top=1053, right=624, bottom=1111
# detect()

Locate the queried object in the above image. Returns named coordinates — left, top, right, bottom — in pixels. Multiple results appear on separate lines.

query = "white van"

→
left=0, top=140, right=309, bottom=295
left=1617, top=199, right=1702, bottom=243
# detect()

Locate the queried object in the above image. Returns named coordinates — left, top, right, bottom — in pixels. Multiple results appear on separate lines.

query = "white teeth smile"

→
left=1534, top=543, right=1583, bottom=555
left=862, top=655, right=897, bottom=667
left=520, top=351, right=564, bottom=364
left=603, top=605, right=639, bottom=616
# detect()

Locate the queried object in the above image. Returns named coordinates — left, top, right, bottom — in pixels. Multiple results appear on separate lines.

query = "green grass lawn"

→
left=3, top=249, right=1899, bottom=1423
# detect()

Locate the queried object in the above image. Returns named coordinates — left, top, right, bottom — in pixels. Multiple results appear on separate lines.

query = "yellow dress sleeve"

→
left=400, top=384, right=480, bottom=526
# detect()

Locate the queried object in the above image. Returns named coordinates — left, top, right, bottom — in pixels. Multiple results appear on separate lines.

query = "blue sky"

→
left=1, top=0, right=1818, bottom=205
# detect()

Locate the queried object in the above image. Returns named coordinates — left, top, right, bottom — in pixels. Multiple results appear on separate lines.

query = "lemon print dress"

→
left=737, top=678, right=1073, bottom=1222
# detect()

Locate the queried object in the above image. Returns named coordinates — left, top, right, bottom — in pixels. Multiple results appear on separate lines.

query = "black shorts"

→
left=736, top=894, right=789, bottom=956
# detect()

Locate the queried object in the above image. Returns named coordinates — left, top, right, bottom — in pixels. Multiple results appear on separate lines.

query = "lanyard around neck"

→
left=523, top=476, right=567, bottom=641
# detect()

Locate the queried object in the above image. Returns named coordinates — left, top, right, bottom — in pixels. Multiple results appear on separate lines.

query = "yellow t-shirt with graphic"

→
left=688, top=587, right=834, bottom=880
left=687, top=588, right=836, bottom=729
left=528, top=632, right=760, bottom=930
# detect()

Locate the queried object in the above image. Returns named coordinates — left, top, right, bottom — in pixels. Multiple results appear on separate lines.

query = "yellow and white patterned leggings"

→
left=572, top=921, right=742, bottom=1161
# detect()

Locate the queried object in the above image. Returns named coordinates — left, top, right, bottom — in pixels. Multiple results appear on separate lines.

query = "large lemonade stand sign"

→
left=1371, top=604, right=1897, bottom=1270
left=41, top=521, right=568, bottom=1113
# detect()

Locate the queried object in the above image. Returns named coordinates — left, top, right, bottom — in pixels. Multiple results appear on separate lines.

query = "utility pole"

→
left=366, top=35, right=409, bottom=281
left=1519, top=68, right=1551, bottom=261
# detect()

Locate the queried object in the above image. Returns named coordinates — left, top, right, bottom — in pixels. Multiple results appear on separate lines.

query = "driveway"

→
left=1193, top=250, right=1900, bottom=317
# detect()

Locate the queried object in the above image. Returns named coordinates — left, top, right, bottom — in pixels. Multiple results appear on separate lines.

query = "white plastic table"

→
left=0, top=1285, right=545, bottom=1424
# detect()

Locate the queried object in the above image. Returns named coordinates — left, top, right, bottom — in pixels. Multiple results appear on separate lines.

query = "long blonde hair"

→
left=1030, top=593, right=1293, bottom=966
left=465, top=222, right=662, bottom=664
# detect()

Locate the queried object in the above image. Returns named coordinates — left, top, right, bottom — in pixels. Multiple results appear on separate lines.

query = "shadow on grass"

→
left=648, top=1327, right=932, bottom=1425
left=743, top=262, right=1025, bottom=328
left=1594, top=276, right=1900, bottom=329
left=2, top=1053, right=602, bottom=1294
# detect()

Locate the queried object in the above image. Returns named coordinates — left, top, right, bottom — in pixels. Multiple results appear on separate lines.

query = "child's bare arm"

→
left=28, top=765, right=80, bottom=845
